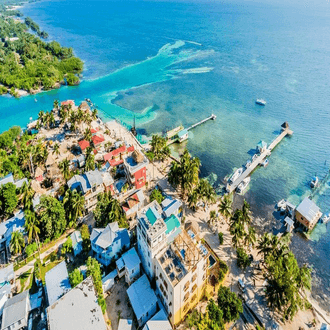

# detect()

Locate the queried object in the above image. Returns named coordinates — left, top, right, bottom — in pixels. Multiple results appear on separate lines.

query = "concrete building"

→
left=122, top=190, right=145, bottom=219
left=91, top=222, right=130, bottom=266
left=1, top=291, right=31, bottom=330
left=295, top=197, right=322, bottom=230
left=116, top=247, right=141, bottom=284
left=154, top=228, right=209, bottom=326
left=126, top=274, right=158, bottom=327
left=45, top=261, right=71, bottom=306
left=161, top=198, right=182, bottom=221
left=47, top=277, right=107, bottom=330
left=143, top=309, right=172, bottom=330
left=124, top=150, right=149, bottom=189
left=67, top=169, right=104, bottom=211
left=0, top=264, right=14, bottom=317
left=70, top=231, right=83, bottom=256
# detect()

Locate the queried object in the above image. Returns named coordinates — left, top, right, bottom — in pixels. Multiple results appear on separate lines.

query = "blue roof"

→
left=127, top=274, right=158, bottom=321
left=257, top=140, right=267, bottom=148
left=122, top=248, right=141, bottom=270
left=70, top=231, right=82, bottom=248
left=0, top=210, right=25, bottom=238
left=0, top=173, right=14, bottom=187
left=177, top=129, right=188, bottom=138
left=146, top=206, right=161, bottom=226
left=164, top=214, right=180, bottom=234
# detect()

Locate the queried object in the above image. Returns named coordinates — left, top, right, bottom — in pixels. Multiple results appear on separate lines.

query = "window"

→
left=183, top=282, right=189, bottom=292
left=18, top=320, right=22, bottom=325
left=183, top=304, right=189, bottom=312
left=132, top=269, right=134, bottom=274
left=169, top=312, right=172, bottom=319
left=183, top=292, right=190, bottom=302
left=148, top=262, right=151, bottom=267
left=159, top=273, right=163, bottom=280
left=191, top=284, right=197, bottom=293
left=191, top=294, right=197, bottom=302
left=192, top=273, right=197, bottom=282
left=163, top=280, right=168, bottom=290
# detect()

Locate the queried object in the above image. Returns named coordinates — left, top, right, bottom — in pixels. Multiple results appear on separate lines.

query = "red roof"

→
left=127, top=145, right=134, bottom=152
left=109, top=159, right=123, bottom=167
left=92, top=134, right=105, bottom=146
left=93, top=149, right=98, bottom=155
left=36, top=175, right=43, bottom=182
left=78, top=140, right=90, bottom=151
left=90, top=127, right=99, bottom=134
left=104, top=145, right=126, bottom=162
left=61, top=100, right=74, bottom=106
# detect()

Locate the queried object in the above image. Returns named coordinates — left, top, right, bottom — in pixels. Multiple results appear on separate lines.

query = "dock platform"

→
left=226, top=123, right=293, bottom=194
left=186, top=114, right=217, bottom=131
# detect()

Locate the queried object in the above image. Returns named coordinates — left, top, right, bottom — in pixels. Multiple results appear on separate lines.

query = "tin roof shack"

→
left=295, top=197, right=322, bottom=231
left=47, top=277, right=107, bottom=330
left=126, top=274, right=158, bottom=327
left=70, top=231, right=83, bottom=256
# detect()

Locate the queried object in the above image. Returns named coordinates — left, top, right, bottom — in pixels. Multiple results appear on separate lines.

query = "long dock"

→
left=226, top=124, right=293, bottom=193
left=186, top=114, right=217, bottom=131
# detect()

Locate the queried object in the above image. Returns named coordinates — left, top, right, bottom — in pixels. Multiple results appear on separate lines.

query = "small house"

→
left=177, top=129, right=188, bottom=143
left=102, top=269, right=118, bottom=293
left=126, top=274, right=158, bottom=327
left=122, top=190, right=145, bottom=218
left=78, top=139, right=90, bottom=152
left=70, top=231, right=83, bottom=256
left=124, top=150, right=149, bottom=189
left=295, top=197, right=322, bottom=230
left=91, top=134, right=105, bottom=147
left=161, top=198, right=182, bottom=220
left=256, top=140, right=268, bottom=153
left=116, top=247, right=141, bottom=285
left=143, top=309, right=172, bottom=330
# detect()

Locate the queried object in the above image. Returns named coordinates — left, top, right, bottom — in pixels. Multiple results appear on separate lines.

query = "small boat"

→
left=34, top=98, right=37, bottom=103
left=252, top=154, right=258, bottom=161
left=237, top=177, right=251, bottom=193
left=262, top=159, right=269, bottom=167
left=310, top=176, right=318, bottom=188
left=277, top=199, right=287, bottom=212
left=229, top=167, right=243, bottom=183
left=256, top=99, right=266, bottom=106
left=245, top=159, right=252, bottom=168
left=321, top=213, right=330, bottom=224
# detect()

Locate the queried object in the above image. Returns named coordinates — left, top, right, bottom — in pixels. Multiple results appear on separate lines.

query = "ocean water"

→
left=2, top=0, right=329, bottom=308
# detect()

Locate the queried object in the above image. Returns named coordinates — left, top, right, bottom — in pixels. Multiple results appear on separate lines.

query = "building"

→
left=256, top=140, right=268, bottom=153
left=143, top=309, right=172, bottom=330
left=124, top=150, right=149, bottom=189
left=102, top=269, right=118, bottom=293
left=47, top=277, right=107, bottom=330
left=78, top=139, right=90, bottom=152
left=284, top=217, right=294, bottom=233
left=122, top=190, right=145, bottom=219
left=116, top=247, right=141, bottom=284
left=137, top=201, right=181, bottom=279
left=103, top=144, right=134, bottom=167
left=126, top=274, right=158, bottom=327
left=0, top=173, right=28, bottom=189
left=154, top=228, right=209, bottom=326
left=1, top=290, right=31, bottom=330
left=161, top=198, right=182, bottom=220
left=91, top=134, right=105, bottom=148
left=177, top=129, right=188, bottom=143
left=70, top=231, right=83, bottom=256
left=295, top=197, right=322, bottom=230
left=0, top=211, right=25, bottom=260
left=61, top=100, right=75, bottom=108
left=91, top=222, right=130, bottom=266
left=67, top=169, right=104, bottom=211
left=45, top=261, right=71, bottom=306
left=0, top=264, right=14, bottom=317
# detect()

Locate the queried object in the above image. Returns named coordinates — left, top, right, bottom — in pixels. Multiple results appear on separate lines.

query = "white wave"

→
left=162, top=36, right=202, bottom=46
left=181, top=67, right=214, bottom=74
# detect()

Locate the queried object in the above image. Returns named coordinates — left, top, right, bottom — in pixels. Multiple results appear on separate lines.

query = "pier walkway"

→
left=226, top=125, right=293, bottom=193
left=186, top=114, right=216, bottom=131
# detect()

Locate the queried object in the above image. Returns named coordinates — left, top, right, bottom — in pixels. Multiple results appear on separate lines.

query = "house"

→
left=104, top=144, right=135, bottom=167
left=0, top=173, right=28, bottom=189
left=126, top=274, right=158, bottom=327
left=78, top=139, right=90, bottom=152
left=124, top=150, right=149, bottom=189
left=1, top=290, right=31, bottom=330
left=143, top=309, right=172, bottom=330
left=0, top=211, right=25, bottom=260
left=295, top=197, right=322, bottom=230
left=67, top=169, right=104, bottom=211
left=122, top=190, right=145, bottom=218
left=0, top=264, right=14, bottom=317
left=284, top=217, right=294, bottom=233
left=118, top=319, right=133, bottom=330
left=116, top=247, right=141, bottom=285
left=45, top=261, right=71, bottom=306
left=91, top=134, right=105, bottom=147
left=177, top=129, right=188, bottom=143
left=70, top=231, right=83, bottom=256
left=101, top=171, right=114, bottom=192
left=164, top=214, right=181, bottom=243
left=102, top=269, right=118, bottom=293
left=161, top=198, right=182, bottom=220
left=256, top=140, right=268, bottom=153
left=47, top=277, right=107, bottom=330
left=76, top=154, right=86, bottom=168
left=91, top=222, right=130, bottom=266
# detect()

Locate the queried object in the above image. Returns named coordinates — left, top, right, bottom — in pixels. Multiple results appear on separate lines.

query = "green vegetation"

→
left=150, top=134, right=170, bottom=161
left=218, top=232, right=224, bottom=245
left=188, top=178, right=217, bottom=211
left=218, top=195, right=232, bottom=220
left=69, top=268, right=83, bottom=288
left=10, top=230, right=25, bottom=255
left=25, top=242, right=38, bottom=257
left=19, top=269, right=32, bottom=292
left=257, top=233, right=312, bottom=321
left=61, top=237, right=73, bottom=256
left=217, top=285, right=243, bottom=323
left=236, top=247, right=251, bottom=269
left=149, top=188, right=164, bottom=204
left=0, top=182, right=18, bottom=217
left=86, top=257, right=106, bottom=314
left=80, top=224, right=91, bottom=252
left=94, top=191, right=128, bottom=228
left=63, top=188, right=85, bottom=227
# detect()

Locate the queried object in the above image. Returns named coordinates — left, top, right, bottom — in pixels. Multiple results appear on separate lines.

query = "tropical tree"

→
left=150, top=188, right=164, bottom=204
left=209, top=210, right=217, bottom=225
left=20, top=181, right=34, bottom=211
left=242, top=200, right=252, bottom=225
left=196, top=178, right=217, bottom=210
left=24, top=210, right=40, bottom=245
left=217, top=285, right=243, bottom=323
left=69, top=268, right=83, bottom=288
left=10, top=231, right=25, bottom=255
left=84, top=127, right=92, bottom=142
left=53, top=99, right=59, bottom=110
left=150, top=134, right=170, bottom=161
left=53, top=142, right=60, bottom=157
left=0, top=182, right=18, bottom=218
left=218, top=195, right=232, bottom=221
left=85, top=147, right=95, bottom=171
left=243, top=226, right=256, bottom=248
left=91, top=109, right=98, bottom=120
left=63, top=189, right=85, bottom=227
left=59, top=158, right=70, bottom=182
left=80, top=224, right=91, bottom=252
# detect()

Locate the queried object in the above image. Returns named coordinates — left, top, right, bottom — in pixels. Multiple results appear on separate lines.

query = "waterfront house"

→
left=126, top=274, right=158, bottom=327
left=0, top=211, right=25, bottom=261
left=103, top=144, right=135, bottom=167
left=116, top=247, right=141, bottom=285
left=143, top=309, right=172, bottom=330
left=256, top=140, right=268, bottom=153
left=91, top=134, right=105, bottom=148
left=161, top=198, right=183, bottom=220
left=47, top=277, right=107, bottom=330
left=45, top=261, right=71, bottom=306
left=67, top=169, right=104, bottom=211
left=124, top=150, right=149, bottom=189
left=284, top=217, right=294, bottom=233
left=91, top=222, right=130, bottom=266
left=295, top=197, right=322, bottom=230
left=1, top=290, right=31, bottom=330
left=177, top=129, right=188, bottom=143
left=70, top=231, right=83, bottom=256
left=122, top=190, right=145, bottom=219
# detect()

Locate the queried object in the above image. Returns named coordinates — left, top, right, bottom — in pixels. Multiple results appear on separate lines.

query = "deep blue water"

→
left=2, top=0, right=330, bottom=307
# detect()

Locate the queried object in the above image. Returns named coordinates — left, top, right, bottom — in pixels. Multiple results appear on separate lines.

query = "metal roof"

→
left=0, top=210, right=25, bottom=238
left=162, top=199, right=182, bottom=218
left=0, top=264, right=14, bottom=283
left=296, top=197, right=321, bottom=222
left=45, top=261, right=71, bottom=306
left=122, top=247, right=141, bottom=271
left=0, top=173, right=14, bottom=188
left=143, top=309, right=172, bottom=330
left=70, top=231, right=82, bottom=248
left=127, top=274, right=158, bottom=321
left=146, top=206, right=161, bottom=226
left=164, top=214, right=180, bottom=234
left=47, top=277, right=107, bottom=330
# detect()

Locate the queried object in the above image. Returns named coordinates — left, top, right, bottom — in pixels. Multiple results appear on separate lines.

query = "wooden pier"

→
left=226, top=123, right=293, bottom=194
left=186, top=114, right=217, bottom=131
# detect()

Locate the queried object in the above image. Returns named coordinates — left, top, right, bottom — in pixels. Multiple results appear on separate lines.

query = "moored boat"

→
left=321, top=213, right=330, bottom=224
left=236, top=177, right=251, bottom=193
left=262, top=159, right=269, bottom=167
left=310, top=176, right=318, bottom=188
left=229, top=167, right=243, bottom=183
left=245, top=159, right=252, bottom=168
left=277, top=199, right=286, bottom=212
left=256, top=99, right=266, bottom=106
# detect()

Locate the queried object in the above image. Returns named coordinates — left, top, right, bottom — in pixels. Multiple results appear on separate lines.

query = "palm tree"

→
left=38, top=110, right=44, bottom=124
left=59, top=158, right=70, bottom=182
left=53, top=99, right=59, bottom=110
left=91, top=109, right=98, bottom=120
left=242, top=200, right=252, bottom=225
left=85, top=147, right=95, bottom=171
left=198, top=179, right=217, bottom=210
left=243, top=226, right=256, bottom=249
left=24, top=210, right=40, bottom=244
left=209, top=210, right=217, bottom=225
left=188, top=189, right=199, bottom=210
left=20, top=181, right=34, bottom=211
left=84, top=127, right=92, bottom=141
left=218, top=195, right=232, bottom=221
left=63, top=189, right=85, bottom=227
left=10, top=231, right=25, bottom=255
left=53, top=143, right=60, bottom=157
left=49, top=112, right=55, bottom=128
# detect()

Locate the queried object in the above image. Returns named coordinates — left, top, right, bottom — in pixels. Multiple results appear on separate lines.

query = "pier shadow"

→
left=272, top=130, right=281, bottom=136
left=247, top=148, right=257, bottom=156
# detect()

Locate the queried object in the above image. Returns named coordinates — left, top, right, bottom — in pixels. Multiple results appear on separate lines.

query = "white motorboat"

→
left=256, top=99, right=266, bottom=106
left=236, top=177, right=251, bottom=193
left=322, top=213, right=330, bottom=224
left=310, top=176, right=318, bottom=188
left=229, top=167, right=243, bottom=183
left=262, top=159, right=269, bottom=167
left=277, top=199, right=287, bottom=212
left=252, top=154, right=258, bottom=161
left=245, top=159, right=252, bottom=168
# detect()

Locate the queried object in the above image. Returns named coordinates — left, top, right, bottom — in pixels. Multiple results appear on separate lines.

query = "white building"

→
left=116, top=247, right=141, bottom=285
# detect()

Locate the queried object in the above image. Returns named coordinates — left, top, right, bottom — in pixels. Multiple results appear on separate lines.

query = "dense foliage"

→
left=80, top=224, right=91, bottom=252
left=217, top=285, right=243, bottom=323
left=0, top=182, right=18, bottom=217
left=149, top=188, right=164, bottom=204
left=150, top=134, right=170, bottom=161
left=69, top=268, right=84, bottom=288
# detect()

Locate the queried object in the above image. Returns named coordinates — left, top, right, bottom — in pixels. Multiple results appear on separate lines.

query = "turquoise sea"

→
left=1, top=0, right=330, bottom=308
